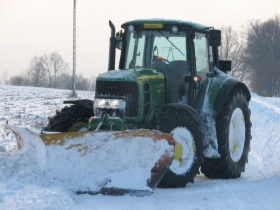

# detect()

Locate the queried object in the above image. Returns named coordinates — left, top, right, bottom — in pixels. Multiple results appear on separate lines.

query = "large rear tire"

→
left=152, top=108, right=204, bottom=188
left=201, top=89, right=252, bottom=178
left=44, top=105, right=93, bottom=132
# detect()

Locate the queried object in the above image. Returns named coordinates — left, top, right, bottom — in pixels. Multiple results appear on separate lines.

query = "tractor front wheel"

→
left=153, top=108, right=204, bottom=188
left=44, top=105, right=93, bottom=132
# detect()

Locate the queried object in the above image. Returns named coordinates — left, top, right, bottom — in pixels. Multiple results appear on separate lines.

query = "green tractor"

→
left=43, top=19, right=251, bottom=189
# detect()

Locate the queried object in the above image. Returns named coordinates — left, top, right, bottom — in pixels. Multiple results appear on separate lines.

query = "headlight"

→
left=171, top=25, right=178, bottom=33
left=97, top=99, right=106, bottom=107
left=94, top=98, right=126, bottom=110
left=128, top=25, right=134, bottom=32
left=110, top=99, right=126, bottom=110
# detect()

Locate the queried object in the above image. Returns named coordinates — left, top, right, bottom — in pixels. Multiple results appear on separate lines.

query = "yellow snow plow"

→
left=7, top=125, right=175, bottom=196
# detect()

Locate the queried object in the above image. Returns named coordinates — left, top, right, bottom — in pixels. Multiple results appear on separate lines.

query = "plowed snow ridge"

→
left=0, top=85, right=280, bottom=210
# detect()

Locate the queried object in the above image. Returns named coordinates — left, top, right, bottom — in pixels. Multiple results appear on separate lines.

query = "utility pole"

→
left=72, top=0, right=77, bottom=97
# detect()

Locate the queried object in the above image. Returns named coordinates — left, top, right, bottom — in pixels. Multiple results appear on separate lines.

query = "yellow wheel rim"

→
left=69, top=122, right=88, bottom=132
left=169, top=127, right=195, bottom=175
left=174, top=142, right=183, bottom=161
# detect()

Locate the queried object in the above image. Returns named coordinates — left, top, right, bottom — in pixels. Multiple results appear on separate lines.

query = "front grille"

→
left=95, top=81, right=139, bottom=117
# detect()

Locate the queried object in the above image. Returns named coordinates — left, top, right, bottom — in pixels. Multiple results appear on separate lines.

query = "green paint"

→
left=95, top=69, right=165, bottom=124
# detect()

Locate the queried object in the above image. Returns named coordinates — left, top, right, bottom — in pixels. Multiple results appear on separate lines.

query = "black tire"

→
left=44, top=105, right=94, bottom=132
left=152, top=108, right=204, bottom=188
left=201, top=89, right=252, bottom=178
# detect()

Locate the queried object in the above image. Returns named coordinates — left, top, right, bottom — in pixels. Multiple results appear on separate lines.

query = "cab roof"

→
left=121, top=18, right=210, bottom=30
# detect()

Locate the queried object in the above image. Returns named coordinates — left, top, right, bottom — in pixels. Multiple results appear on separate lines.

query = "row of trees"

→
left=8, top=51, right=96, bottom=91
left=219, top=15, right=280, bottom=97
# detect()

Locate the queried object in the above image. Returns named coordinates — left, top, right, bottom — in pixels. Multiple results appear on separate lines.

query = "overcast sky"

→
left=0, top=0, right=279, bottom=80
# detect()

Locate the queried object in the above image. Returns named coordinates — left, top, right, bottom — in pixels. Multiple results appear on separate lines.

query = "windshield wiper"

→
left=157, top=30, right=185, bottom=56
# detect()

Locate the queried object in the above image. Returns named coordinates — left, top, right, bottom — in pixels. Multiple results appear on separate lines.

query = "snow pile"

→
left=1, top=85, right=280, bottom=209
left=245, top=93, right=280, bottom=180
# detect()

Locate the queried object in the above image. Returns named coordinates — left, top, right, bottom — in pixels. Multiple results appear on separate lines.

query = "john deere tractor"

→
left=43, top=19, right=252, bottom=189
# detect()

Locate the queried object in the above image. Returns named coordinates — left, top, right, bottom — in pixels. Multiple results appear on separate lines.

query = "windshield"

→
left=124, top=30, right=187, bottom=69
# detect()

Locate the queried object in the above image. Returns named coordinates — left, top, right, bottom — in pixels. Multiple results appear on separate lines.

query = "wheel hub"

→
left=174, top=142, right=183, bottom=165
left=169, top=127, right=195, bottom=175
left=229, top=108, right=246, bottom=162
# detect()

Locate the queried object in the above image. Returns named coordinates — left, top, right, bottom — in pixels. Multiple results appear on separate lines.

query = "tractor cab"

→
left=109, top=19, right=225, bottom=105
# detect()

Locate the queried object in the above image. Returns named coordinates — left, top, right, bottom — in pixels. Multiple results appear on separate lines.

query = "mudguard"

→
left=213, top=77, right=251, bottom=114
left=195, top=71, right=251, bottom=114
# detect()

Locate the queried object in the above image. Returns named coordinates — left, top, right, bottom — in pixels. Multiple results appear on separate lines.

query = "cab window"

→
left=125, top=32, right=146, bottom=69
left=193, top=32, right=210, bottom=80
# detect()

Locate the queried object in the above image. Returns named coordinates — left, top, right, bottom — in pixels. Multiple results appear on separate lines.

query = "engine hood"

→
left=96, top=68, right=165, bottom=83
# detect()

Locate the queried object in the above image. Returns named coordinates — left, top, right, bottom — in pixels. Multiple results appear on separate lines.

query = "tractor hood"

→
left=95, top=68, right=166, bottom=122
left=96, top=69, right=165, bottom=83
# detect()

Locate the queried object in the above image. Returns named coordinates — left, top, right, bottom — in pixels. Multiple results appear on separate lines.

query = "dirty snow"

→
left=1, top=85, right=280, bottom=210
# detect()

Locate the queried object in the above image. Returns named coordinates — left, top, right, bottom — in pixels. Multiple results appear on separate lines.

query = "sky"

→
left=0, top=0, right=280, bottom=80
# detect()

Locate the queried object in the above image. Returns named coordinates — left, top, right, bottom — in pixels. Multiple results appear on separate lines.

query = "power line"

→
left=77, top=0, right=108, bottom=22
left=91, top=0, right=122, bottom=24
left=110, top=0, right=130, bottom=20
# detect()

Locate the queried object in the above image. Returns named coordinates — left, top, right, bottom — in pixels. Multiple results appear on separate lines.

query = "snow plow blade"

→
left=6, top=125, right=175, bottom=196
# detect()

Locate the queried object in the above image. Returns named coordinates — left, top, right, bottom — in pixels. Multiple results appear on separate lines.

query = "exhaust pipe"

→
left=108, top=20, right=116, bottom=71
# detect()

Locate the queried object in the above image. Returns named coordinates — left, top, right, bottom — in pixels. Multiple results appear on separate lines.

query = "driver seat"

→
left=150, top=56, right=168, bottom=73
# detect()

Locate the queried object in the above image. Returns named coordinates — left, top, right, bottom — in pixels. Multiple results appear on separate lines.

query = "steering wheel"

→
left=162, top=59, right=170, bottom=64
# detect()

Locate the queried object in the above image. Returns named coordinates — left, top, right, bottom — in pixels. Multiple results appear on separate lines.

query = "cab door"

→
left=193, top=32, right=211, bottom=81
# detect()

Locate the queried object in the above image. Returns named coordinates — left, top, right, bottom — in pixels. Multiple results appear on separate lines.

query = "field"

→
left=1, top=85, right=280, bottom=210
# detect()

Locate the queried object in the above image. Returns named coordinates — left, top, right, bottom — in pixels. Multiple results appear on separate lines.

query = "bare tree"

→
left=88, top=75, right=96, bottom=91
left=10, top=69, right=30, bottom=86
left=242, top=15, right=280, bottom=96
left=56, top=73, right=72, bottom=89
left=28, top=56, right=47, bottom=87
left=42, top=51, right=69, bottom=88
left=219, top=26, right=245, bottom=80
left=2, top=71, right=9, bottom=85
left=75, top=73, right=90, bottom=91
left=20, top=69, right=31, bottom=86
left=7, top=50, right=97, bottom=91
left=10, top=76, right=25, bottom=86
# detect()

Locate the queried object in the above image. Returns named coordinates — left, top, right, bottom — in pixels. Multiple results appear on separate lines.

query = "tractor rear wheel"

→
left=44, top=105, right=93, bottom=132
left=153, top=108, right=204, bottom=188
left=201, top=89, right=252, bottom=178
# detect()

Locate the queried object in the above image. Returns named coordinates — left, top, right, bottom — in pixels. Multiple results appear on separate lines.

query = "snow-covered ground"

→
left=0, top=85, right=280, bottom=210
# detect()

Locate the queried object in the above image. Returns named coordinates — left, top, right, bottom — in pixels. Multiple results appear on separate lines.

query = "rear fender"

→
left=195, top=70, right=250, bottom=114
left=213, top=78, right=251, bottom=114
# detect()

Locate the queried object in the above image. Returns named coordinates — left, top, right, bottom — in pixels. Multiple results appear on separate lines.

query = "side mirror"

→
left=219, top=60, right=231, bottom=72
left=116, top=30, right=123, bottom=50
left=209, top=30, right=221, bottom=47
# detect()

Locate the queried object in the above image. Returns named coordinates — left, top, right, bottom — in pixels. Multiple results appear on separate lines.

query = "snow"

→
left=6, top=128, right=173, bottom=192
left=1, top=85, right=280, bottom=209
